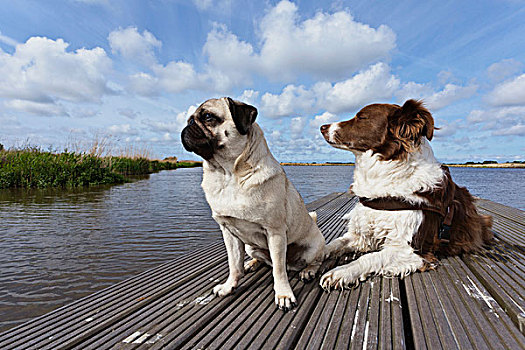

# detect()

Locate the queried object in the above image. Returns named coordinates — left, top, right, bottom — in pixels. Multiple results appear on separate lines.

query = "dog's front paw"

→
left=274, top=287, right=297, bottom=312
left=319, top=265, right=360, bottom=291
left=212, top=282, right=236, bottom=297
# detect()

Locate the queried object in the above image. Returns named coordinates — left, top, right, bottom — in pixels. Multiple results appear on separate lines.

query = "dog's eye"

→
left=356, top=115, right=368, bottom=120
left=203, top=113, right=215, bottom=122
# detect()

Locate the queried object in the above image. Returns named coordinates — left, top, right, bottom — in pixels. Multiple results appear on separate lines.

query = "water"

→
left=0, top=166, right=523, bottom=331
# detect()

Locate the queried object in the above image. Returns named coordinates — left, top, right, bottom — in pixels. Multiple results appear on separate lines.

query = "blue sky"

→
left=1, top=0, right=524, bottom=163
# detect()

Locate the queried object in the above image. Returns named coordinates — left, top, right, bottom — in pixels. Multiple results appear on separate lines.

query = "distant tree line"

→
left=463, top=160, right=525, bottom=164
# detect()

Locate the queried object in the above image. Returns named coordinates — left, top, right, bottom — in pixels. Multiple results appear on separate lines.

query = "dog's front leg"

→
left=320, top=246, right=424, bottom=290
left=213, top=225, right=245, bottom=297
left=267, top=232, right=296, bottom=311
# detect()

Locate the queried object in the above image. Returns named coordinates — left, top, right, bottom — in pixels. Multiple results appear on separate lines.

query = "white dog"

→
left=319, top=99, right=492, bottom=290
left=181, top=97, right=325, bottom=310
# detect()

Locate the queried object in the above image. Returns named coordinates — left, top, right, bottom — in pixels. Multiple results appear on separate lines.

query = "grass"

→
left=0, top=147, right=201, bottom=189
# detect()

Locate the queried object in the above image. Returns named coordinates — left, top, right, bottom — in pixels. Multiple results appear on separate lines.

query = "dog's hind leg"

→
left=325, top=213, right=373, bottom=259
left=299, top=261, right=321, bottom=282
left=320, top=246, right=424, bottom=290
left=244, top=258, right=262, bottom=273
left=324, top=236, right=356, bottom=259
left=244, top=245, right=271, bottom=273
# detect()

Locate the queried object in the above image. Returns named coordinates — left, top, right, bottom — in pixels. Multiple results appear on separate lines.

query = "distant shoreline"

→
left=280, top=162, right=354, bottom=166
left=445, top=163, right=525, bottom=168
left=280, top=162, right=525, bottom=168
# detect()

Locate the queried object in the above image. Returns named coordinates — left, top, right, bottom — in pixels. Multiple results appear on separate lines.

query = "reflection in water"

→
left=0, top=165, right=523, bottom=331
left=0, top=168, right=218, bottom=331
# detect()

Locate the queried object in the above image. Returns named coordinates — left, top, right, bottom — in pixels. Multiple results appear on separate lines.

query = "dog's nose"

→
left=320, top=124, right=329, bottom=133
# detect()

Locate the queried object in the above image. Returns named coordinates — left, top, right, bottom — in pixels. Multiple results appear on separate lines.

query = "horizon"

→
left=1, top=1, right=524, bottom=163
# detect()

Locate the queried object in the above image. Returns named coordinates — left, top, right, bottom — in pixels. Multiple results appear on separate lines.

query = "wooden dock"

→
left=1, top=192, right=524, bottom=349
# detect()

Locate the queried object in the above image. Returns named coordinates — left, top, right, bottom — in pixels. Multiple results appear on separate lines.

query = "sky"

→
left=0, top=0, right=524, bottom=163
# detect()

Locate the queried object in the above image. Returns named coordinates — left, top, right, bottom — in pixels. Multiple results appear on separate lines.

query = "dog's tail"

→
left=309, top=211, right=318, bottom=223
left=480, top=214, right=494, bottom=245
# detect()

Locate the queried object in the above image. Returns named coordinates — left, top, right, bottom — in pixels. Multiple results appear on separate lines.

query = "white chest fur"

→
left=202, top=167, right=273, bottom=249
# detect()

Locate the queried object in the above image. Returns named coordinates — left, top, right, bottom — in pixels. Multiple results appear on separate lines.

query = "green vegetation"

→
left=0, top=147, right=201, bottom=189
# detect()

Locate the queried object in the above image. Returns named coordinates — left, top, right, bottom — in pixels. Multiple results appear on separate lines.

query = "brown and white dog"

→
left=319, top=99, right=493, bottom=290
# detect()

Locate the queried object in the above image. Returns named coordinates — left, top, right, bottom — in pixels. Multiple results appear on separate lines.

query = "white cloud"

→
left=492, top=124, right=525, bottom=136
left=260, top=85, right=314, bottom=118
left=114, top=1, right=397, bottom=97
left=144, top=105, right=198, bottom=135
left=320, top=62, right=400, bottom=114
left=396, top=81, right=477, bottom=111
left=258, top=62, right=400, bottom=117
left=192, top=0, right=213, bottom=10
left=290, top=117, right=307, bottom=138
left=74, top=0, right=110, bottom=5
left=203, top=24, right=257, bottom=87
left=118, top=108, right=140, bottom=119
left=4, top=99, right=68, bottom=116
left=434, top=119, right=460, bottom=138
left=487, top=59, right=523, bottom=83
left=153, top=61, right=202, bottom=94
left=395, top=81, right=434, bottom=103
left=107, top=124, right=138, bottom=135
left=108, top=27, right=161, bottom=66
left=0, top=36, right=112, bottom=115
left=309, top=111, right=338, bottom=130
left=486, top=73, right=525, bottom=106
left=236, top=90, right=259, bottom=106
left=192, top=0, right=232, bottom=12
left=467, top=106, right=525, bottom=124
left=115, top=29, right=219, bottom=96
left=466, top=106, right=525, bottom=137
left=424, top=83, right=478, bottom=111
left=128, top=72, right=159, bottom=96
left=74, top=108, right=99, bottom=118
left=203, top=0, right=396, bottom=83
left=0, top=31, right=18, bottom=47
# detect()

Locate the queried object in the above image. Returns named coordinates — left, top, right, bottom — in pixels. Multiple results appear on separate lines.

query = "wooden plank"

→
left=463, top=249, right=525, bottom=335
left=436, top=258, right=491, bottom=350
left=334, top=284, right=362, bottom=349
left=306, top=192, right=345, bottom=211
left=350, top=282, right=372, bottom=349
left=366, top=276, right=381, bottom=349
left=477, top=207, right=525, bottom=248
left=129, top=193, right=355, bottom=349
left=379, top=278, right=393, bottom=350
left=445, top=257, right=525, bottom=349
left=390, top=278, right=405, bottom=349
left=4, top=192, right=525, bottom=350
left=73, top=263, right=232, bottom=349
left=0, top=243, right=227, bottom=350
left=404, top=275, right=428, bottom=349
left=477, top=199, right=525, bottom=224
left=419, top=271, right=460, bottom=349
left=408, top=273, right=442, bottom=349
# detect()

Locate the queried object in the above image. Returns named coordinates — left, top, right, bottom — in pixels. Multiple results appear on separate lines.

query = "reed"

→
left=0, top=147, right=201, bottom=189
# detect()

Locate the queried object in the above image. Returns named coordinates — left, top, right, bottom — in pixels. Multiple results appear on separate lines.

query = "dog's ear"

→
left=390, top=99, right=434, bottom=147
left=226, top=97, right=258, bottom=135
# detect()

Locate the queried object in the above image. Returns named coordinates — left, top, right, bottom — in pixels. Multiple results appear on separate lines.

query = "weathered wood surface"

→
left=0, top=193, right=524, bottom=349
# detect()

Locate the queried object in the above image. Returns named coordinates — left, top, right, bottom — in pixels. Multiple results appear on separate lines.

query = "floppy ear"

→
left=390, top=99, right=434, bottom=147
left=226, top=97, right=258, bottom=135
